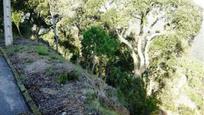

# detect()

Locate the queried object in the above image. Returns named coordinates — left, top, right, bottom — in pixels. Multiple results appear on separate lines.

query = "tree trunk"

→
left=91, top=55, right=98, bottom=73
left=3, top=0, right=13, bottom=46
left=98, top=61, right=103, bottom=78
left=131, top=50, right=140, bottom=77
left=17, top=25, right=23, bottom=37
left=137, top=36, right=146, bottom=75
left=105, top=63, right=111, bottom=83
left=132, top=35, right=150, bottom=77
left=144, top=39, right=151, bottom=68
left=92, top=62, right=96, bottom=74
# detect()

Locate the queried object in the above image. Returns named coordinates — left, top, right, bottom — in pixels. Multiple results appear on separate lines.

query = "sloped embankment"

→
left=3, top=39, right=129, bottom=115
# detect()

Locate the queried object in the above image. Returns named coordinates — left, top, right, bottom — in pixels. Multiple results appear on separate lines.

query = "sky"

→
left=193, top=0, right=204, bottom=9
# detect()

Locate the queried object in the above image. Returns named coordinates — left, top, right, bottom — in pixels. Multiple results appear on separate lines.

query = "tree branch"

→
left=130, top=13, right=142, bottom=20
left=139, top=13, right=145, bottom=35
left=150, top=16, right=165, bottom=28
left=137, top=35, right=145, bottom=70
left=116, top=29, right=133, bottom=50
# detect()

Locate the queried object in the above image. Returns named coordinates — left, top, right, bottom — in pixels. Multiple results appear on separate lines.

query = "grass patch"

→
left=85, top=92, right=118, bottom=115
left=57, top=70, right=80, bottom=84
left=48, top=52, right=64, bottom=61
left=35, top=45, right=49, bottom=56
left=4, top=45, right=29, bottom=54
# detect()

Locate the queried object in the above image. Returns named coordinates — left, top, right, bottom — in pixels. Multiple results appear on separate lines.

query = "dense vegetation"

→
left=1, top=0, right=204, bottom=114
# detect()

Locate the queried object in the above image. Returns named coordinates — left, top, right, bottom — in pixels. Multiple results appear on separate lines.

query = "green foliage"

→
left=146, top=57, right=204, bottom=114
left=179, top=57, right=204, bottom=112
left=178, top=106, right=197, bottom=115
left=82, top=26, right=119, bottom=57
left=12, top=11, right=23, bottom=36
left=9, top=0, right=203, bottom=114
left=84, top=0, right=106, bottom=16
left=108, top=67, right=159, bottom=114
left=57, top=18, right=82, bottom=61
left=57, top=70, right=80, bottom=84
left=36, top=0, right=49, bottom=17
left=49, top=53, right=64, bottom=61
left=4, top=45, right=31, bottom=55
left=147, top=9, right=202, bottom=103
left=82, top=26, right=119, bottom=77
left=172, top=2, right=202, bottom=38
left=35, top=45, right=49, bottom=55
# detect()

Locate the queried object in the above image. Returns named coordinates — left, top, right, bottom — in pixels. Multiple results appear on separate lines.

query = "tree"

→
left=85, top=0, right=179, bottom=77
left=82, top=26, right=119, bottom=78
left=48, top=0, right=59, bottom=51
left=116, top=4, right=176, bottom=77
left=12, top=11, right=23, bottom=36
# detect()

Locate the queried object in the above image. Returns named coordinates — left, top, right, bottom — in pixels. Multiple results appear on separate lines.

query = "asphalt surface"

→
left=0, top=55, right=29, bottom=115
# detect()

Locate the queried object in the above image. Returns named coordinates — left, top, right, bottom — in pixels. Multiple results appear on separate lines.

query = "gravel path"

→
left=0, top=55, right=29, bottom=114
left=190, top=0, right=204, bottom=62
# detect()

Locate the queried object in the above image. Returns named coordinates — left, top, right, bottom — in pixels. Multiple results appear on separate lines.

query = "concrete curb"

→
left=0, top=47, right=41, bottom=115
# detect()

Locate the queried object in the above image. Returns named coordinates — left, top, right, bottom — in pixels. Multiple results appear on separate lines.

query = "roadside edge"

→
left=0, top=47, right=42, bottom=115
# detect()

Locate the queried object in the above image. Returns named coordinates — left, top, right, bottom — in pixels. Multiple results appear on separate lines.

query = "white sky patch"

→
left=193, top=0, right=204, bottom=9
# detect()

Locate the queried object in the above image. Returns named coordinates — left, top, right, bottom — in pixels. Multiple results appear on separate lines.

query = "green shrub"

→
left=35, top=45, right=49, bottom=55
left=81, top=26, right=119, bottom=71
left=82, top=26, right=119, bottom=57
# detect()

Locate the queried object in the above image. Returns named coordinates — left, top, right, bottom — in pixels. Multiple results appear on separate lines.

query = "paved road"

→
left=0, top=55, right=29, bottom=115
left=190, top=0, right=204, bottom=62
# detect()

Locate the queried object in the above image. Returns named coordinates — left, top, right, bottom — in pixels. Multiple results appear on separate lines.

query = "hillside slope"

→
left=2, top=38, right=129, bottom=115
